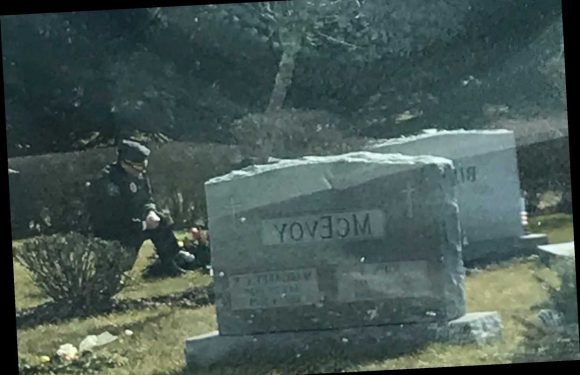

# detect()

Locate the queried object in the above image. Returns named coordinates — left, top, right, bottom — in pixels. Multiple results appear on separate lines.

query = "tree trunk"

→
left=266, top=30, right=302, bottom=113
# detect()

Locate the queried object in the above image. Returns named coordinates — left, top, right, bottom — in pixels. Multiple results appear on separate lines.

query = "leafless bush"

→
left=14, top=232, right=134, bottom=311
left=231, top=109, right=367, bottom=160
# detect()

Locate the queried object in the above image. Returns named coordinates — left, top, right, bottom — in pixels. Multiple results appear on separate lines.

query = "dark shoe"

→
left=143, top=258, right=186, bottom=279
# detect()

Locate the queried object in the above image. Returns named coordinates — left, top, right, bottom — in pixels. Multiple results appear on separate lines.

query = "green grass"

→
left=116, top=241, right=212, bottom=301
left=17, top=259, right=557, bottom=375
left=13, top=261, right=50, bottom=311
left=17, top=306, right=219, bottom=375
left=12, top=215, right=576, bottom=374
left=528, top=213, right=575, bottom=244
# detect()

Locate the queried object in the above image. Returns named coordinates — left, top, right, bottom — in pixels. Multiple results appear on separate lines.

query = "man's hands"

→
left=145, top=211, right=161, bottom=230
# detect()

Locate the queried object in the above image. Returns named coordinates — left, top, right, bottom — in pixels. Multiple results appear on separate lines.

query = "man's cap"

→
left=118, top=139, right=151, bottom=163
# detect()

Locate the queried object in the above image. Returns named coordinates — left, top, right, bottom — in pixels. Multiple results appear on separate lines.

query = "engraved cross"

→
left=402, top=182, right=415, bottom=219
left=227, top=196, right=240, bottom=221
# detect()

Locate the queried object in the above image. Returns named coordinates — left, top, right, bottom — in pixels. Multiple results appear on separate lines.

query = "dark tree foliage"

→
left=1, top=0, right=566, bottom=157
left=2, top=10, right=158, bottom=155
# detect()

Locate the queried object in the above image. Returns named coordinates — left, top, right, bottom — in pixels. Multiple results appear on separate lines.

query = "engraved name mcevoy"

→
left=262, top=209, right=385, bottom=245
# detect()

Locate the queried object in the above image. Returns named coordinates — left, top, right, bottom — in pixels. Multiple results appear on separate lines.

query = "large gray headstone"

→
left=204, top=151, right=465, bottom=336
left=364, top=129, right=524, bottom=262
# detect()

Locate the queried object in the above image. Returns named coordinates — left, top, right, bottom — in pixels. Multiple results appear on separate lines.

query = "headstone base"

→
left=185, top=312, right=502, bottom=369
left=444, top=312, right=503, bottom=346
left=518, top=233, right=549, bottom=250
left=536, top=241, right=575, bottom=266
left=463, top=234, right=548, bottom=266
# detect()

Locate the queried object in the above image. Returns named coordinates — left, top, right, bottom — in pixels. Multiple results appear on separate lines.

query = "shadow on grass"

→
left=151, top=359, right=359, bottom=375
left=99, top=309, right=177, bottom=336
left=16, top=284, right=214, bottom=329
left=151, top=345, right=428, bottom=375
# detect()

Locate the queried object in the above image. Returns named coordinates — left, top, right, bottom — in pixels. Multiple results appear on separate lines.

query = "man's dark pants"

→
left=118, top=219, right=181, bottom=271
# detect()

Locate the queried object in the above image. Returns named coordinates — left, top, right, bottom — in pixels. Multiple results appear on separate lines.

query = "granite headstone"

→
left=185, top=151, right=501, bottom=368
left=364, top=129, right=546, bottom=263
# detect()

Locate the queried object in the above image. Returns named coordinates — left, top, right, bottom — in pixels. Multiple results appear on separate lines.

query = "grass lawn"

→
left=527, top=213, right=575, bottom=244
left=13, top=214, right=575, bottom=374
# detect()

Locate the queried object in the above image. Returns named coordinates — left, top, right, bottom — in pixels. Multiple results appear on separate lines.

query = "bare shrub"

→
left=231, top=109, right=367, bottom=160
left=14, top=232, right=133, bottom=311
left=147, top=142, right=242, bottom=227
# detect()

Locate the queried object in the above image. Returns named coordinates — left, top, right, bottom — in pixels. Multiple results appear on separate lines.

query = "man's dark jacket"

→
left=87, top=162, right=158, bottom=242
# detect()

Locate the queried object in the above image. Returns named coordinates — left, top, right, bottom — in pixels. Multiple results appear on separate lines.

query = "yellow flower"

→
left=177, top=240, right=184, bottom=248
left=39, top=355, right=51, bottom=363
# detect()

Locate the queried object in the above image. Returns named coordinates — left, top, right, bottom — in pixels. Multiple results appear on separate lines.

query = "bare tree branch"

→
left=314, top=31, right=361, bottom=50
